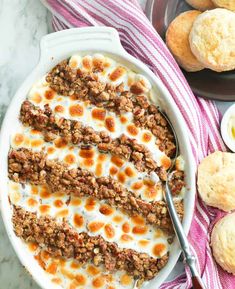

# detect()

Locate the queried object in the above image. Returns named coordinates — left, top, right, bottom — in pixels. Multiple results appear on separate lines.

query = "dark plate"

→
left=145, top=0, right=235, bottom=101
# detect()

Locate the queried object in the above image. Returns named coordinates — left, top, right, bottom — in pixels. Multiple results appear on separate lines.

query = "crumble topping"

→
left=20, top=100, right=168, bottom=180
left=46, top=60, right=175, bottom=157
left=13, top=206, right=168, bottom=281
left=9, top=148, right=184, bottom=232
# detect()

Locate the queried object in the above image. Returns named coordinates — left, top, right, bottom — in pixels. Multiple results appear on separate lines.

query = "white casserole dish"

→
left=0, top=27, right=196, bottom=289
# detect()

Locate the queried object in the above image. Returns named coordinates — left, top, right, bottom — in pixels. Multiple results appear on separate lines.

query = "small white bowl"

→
left=221, top=103, right=235, bottom=152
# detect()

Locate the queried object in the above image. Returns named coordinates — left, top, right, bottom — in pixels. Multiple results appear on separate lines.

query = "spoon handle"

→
left=192, top=276, right=205, bottom=289
left=164, top=181, right=206, bottom=289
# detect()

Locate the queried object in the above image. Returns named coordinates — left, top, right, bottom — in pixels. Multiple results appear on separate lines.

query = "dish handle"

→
left=39, top=27, right=125, bottom=65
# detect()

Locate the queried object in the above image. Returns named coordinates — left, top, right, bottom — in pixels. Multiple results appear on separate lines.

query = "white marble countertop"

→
left=0, top=1, right=234, bottom=289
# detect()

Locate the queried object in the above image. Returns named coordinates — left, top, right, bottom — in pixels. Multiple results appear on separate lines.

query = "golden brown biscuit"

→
left=189, top=8, right=235, bottom=72
left=197, top=151, right=235, bottom=211
left=212, top=0, right=235, bottom=11
left=186, top=0, right=215, bottom=11
left=166, top=10, right=204, bottom=72
left=211, top=213, right=235, bottom=274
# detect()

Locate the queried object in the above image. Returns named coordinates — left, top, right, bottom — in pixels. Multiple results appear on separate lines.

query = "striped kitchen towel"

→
left=41, top=0, right=234, bottom=288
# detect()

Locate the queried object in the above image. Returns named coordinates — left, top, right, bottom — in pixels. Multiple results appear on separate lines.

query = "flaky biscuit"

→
left=211, top=213, right=235, bottom=274
left=166, top=10, right=204, bottom=72
left=212, top=0, right=235, bottom=11
left=189, top=8, right=235, bottom=72
left=197, top=151, right=235, bottom=211
left=186, top=0, right=215, bottom=11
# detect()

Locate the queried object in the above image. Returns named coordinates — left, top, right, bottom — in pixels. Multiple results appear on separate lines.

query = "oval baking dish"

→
left=0, top=27, right=195, bottom=289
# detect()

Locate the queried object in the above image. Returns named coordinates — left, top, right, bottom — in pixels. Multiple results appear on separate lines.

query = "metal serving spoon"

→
left=133, top=111, right=206, bottom=289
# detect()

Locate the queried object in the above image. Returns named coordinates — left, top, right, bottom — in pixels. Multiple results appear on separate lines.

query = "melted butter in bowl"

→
left=228, top=115, right=235, bottom=141
left=221, top=104, right=235, bottom=152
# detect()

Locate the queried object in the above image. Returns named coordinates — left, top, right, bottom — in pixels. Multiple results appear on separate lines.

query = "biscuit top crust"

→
left=211, top=212, right=235, bottom=274
left=212, top=0, right=235, bottom=12
left=198, top=151, right=235, bottom=211
left=166, top=10, right=204, bottom=72
left=189, top=8, right=235, bottom=72
left=186, top=0, right=215, bottom=11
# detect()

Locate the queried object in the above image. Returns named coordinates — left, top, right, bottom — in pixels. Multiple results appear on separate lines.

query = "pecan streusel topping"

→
left=46, top=60, right=176, bottom=157
left=20, top=100, right=168, bottom=180
left=13, top=206, right=169, bottom=281
left=8, top=148, right=184, bottom=232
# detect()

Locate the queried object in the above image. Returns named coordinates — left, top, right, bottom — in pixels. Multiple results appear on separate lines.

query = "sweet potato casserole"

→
left=8, top=53, right=185, bottom=288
